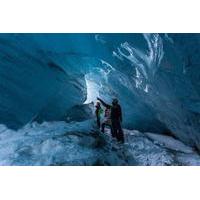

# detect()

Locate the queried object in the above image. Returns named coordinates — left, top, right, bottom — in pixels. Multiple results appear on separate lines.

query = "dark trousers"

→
left=101, top=122, right=114, bottom=137
left=97, top=116, right=101, bottom=129
left=112, top=120, right=124, bottom=143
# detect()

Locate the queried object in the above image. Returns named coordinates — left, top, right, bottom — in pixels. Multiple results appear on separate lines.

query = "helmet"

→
left=96, top=101, right=101, bottom=106
left=112, top=98, right=118, bottom=105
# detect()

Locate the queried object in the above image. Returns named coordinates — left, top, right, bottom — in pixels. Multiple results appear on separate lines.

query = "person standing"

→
left=97, top=97, right=124, bottom=143
left=101, top=107, right=113, bottom=135
left=95, top=101, right=103, bottom=129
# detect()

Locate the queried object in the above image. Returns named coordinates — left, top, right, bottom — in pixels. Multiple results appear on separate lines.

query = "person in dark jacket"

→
left=97, top=97, right=124, bottom=143
left=95, top=101, right=103, bottom=129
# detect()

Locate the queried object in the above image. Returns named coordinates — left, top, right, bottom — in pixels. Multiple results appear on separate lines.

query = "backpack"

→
left=98, top=108, right=103, bottom=116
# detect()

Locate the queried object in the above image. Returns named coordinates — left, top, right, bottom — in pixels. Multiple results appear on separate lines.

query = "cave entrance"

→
left=84, top=74, right=101, bottom=104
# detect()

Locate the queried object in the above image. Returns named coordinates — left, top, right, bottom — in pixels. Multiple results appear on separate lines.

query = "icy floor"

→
left=0, top=120, right=200, bottom=166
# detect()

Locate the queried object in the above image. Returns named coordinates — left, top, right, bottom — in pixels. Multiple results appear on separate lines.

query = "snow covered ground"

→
left=0, top=120, right=200, bottom=166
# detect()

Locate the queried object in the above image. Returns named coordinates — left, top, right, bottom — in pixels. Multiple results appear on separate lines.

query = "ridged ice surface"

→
left=0, top=33, right=200, bottom=151
left=0, top=120, right=200, bottom=166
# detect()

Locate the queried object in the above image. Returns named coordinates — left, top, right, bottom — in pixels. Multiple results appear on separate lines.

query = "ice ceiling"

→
left=0, top=33, right=200, bottom=149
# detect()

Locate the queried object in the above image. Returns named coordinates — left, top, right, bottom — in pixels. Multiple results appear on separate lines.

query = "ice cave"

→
left=0, top=33, right=200, bottom=165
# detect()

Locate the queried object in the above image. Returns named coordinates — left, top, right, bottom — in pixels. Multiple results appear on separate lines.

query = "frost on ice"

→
left=0, top=33, right=200, bottom=165
left=0, top=120, right=200, bottom=166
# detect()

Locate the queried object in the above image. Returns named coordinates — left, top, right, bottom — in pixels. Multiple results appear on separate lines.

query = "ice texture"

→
left=0, top=33, right=200, bottom=151
left=0, top=120, right=200, bottom=166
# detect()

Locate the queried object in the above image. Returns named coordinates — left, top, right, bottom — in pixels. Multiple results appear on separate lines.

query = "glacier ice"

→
left=0, top=120, right=200, bottom=166
left=0, top=33, right=200, bottom=165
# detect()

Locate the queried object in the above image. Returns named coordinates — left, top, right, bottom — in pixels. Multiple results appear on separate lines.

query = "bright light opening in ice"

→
left=84, top=76, right=100, bottom=104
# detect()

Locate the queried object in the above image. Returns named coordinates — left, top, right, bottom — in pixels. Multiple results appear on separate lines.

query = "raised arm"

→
left=97, top=97, right=111, bottom=109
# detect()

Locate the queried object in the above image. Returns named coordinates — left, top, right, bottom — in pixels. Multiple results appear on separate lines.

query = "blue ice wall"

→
left=0, top=34, right=86, bottom=128
left=0, top=33, right=200, bottom=149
